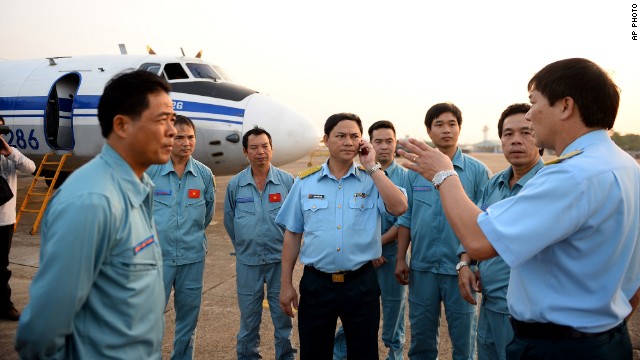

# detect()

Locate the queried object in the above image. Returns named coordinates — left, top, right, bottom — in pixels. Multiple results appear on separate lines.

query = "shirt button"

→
left=338, top=185, right=342, bottom=189
left=337, top=225, right=341, bottom=229
left=337, top=204, right=341, bottom=209
left=312, top=205, right=316, bottom=209
left=337, top=247, right=341, bottom=252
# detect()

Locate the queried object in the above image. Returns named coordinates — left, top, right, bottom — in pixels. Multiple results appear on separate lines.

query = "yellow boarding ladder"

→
left=15, top=153, right=71, bottom=235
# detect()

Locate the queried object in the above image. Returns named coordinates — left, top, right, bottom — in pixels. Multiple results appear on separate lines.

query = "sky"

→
left=1, top=0, right=638, bottom=144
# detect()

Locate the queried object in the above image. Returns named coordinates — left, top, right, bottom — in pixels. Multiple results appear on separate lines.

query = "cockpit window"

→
left=212, top=65, right=232, bottom=81
left=163, top=63, right=189, bottom=80
left=139, top=63, right=161, bottom=75
left=186, top=63, right=222, bottom=81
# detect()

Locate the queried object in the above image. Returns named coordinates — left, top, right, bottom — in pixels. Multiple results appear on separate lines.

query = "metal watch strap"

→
left=367, top=162, right=382, bottom=175
left=433, top=170, right=458, bottom=189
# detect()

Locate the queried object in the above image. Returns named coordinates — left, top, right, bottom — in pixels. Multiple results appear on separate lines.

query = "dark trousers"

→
left=298, top=263, right=380, bottom=360
left=0, top=224, right=14, bottom=307
left=506, top=321, right=632, bottom=360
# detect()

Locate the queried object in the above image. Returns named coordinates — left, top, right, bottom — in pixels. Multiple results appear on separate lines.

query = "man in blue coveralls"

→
left=334, top=120, right=409, bottom=359
left=456, top=103, right=543, bottom=360
left=224, top=126, right=296, bottom=360
left=395, top=102, right=490, bottom=360
left=400, top=58, right=640, bottom=359
left=147, top=114, right=215, bottom=359
left=16, top=70, right=176, bottom=359
left=278, top=112, right=408, bottom=360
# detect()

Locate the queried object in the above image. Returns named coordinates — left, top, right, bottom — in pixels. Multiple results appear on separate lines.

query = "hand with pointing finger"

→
left=397, top=138, right=454, bottom=182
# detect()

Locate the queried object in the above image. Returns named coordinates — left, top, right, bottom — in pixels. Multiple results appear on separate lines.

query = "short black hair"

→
left=98, top=70, right=171, bottom=138
left=368, top=120, right=396, bottom=139
left=175, top=115, right=195, bottom=134
left=0, top=116, right=4, bottom=125
left=242, top=126, right=272, bottom=149
left=425, top=103, right=462, bottom=130
left=497, top=103, right=531, bottom=139
left=528, top=58, right=620, bottom=130
left=324, top=113, right=363, bottom=136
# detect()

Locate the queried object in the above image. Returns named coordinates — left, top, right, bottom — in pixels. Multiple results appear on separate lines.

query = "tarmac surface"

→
left=1, top=152, right=639, bottom=359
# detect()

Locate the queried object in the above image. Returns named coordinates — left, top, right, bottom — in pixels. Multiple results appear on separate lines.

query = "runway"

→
left=1, top=152, right=639, bottom=359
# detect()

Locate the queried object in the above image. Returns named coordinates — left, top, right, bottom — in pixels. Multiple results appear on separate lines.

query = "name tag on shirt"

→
left=134, top=235, right=155, bottom=255
left=188, top=189, right=201, bottom=198
left=413, top=186, right=432, bottom=191
left=269, top=193, right=282, bottom=202
left=308, top=194, right=325, bottom=199
left=236, top=197, right=254, bottom=203
left=154, top=189, right=171, bottom=196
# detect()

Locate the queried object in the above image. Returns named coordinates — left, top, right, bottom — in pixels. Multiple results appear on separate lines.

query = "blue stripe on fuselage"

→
left=0, top=95, right=245, bottom=122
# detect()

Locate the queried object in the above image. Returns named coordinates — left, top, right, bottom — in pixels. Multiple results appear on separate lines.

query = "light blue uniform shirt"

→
left=16, top=144, right=164, bottom=359
left=146, top=157, right=215, bottom=265
left=475, top=159, right=543, bottom=314
left=479, top=130, right=640, bottom=333
left=398, top=148, right=490, bottom=274
left=224, top=164, right=294, bottom=265
left=276, top=162, right=400, bottom=272
left=381, top=161, right=409, bottom=256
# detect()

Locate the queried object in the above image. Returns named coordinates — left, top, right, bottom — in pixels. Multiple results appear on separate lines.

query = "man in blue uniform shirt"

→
left=456, top=103, right=543, bottom=360
left=395, top=102, right=490, bottom=360
left=400, top=58, right=640, bottom=359
left=277, top=113, right=408, bottom=360
left=16, top=70, right=176, bottom=359
left=225, top=126, right=296, bottom=360
left=333, top=120, right=409, bottom=360
left=147, top=115, right=215, bottom=360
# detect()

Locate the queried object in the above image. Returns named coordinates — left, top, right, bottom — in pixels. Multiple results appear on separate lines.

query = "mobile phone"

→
left=360, top=146, right=369, bottom=156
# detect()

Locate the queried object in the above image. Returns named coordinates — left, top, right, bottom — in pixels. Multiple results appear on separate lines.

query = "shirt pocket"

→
left=235, top=201, right=256, bottom=227
left=413, top=192, right=435, bottom=210
left=303, top=199, right=328, bottom=231
left=348, top=197, right=375, bottom=229
left=186, top=198, right=207, bottom=223
left=111, top=237, right=160, bottom=286
left=268, top=204, right=282, bottom=222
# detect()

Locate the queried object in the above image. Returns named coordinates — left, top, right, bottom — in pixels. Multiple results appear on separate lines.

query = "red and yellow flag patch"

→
left=188, top=189, right=201, bottom=198
left=269, top=193, right=282, bottom=203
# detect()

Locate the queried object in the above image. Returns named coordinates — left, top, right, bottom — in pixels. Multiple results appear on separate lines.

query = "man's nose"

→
left=167, top=121, right=177, bottom=137
left=512, top=134, right=524, bottom=144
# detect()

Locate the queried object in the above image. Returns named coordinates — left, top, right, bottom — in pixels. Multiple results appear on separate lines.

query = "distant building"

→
left=473, top=125, right=501, bottom=153
left=473, top=140, right=502, bottom=153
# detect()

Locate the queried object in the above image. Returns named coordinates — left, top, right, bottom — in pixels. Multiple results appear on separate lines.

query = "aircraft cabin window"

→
left=186, top=63, right=221, bottom=81
left=139, top=63, right=161, bottom=75
left=163, top=63, right=190, bottom=80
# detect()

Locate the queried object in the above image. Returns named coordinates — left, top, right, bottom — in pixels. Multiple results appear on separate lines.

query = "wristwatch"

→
left=455, top=261, right=469, bottom=273
left=432, top=170, right=458, bottom=189
left=367, top=162, right=382, bottom=175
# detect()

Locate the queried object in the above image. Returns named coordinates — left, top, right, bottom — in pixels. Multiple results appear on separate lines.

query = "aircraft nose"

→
left=243, top=94, right=321, bottom=166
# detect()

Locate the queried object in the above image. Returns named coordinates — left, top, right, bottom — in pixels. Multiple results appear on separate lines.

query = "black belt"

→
left=510, top=317, right=626, bottom=339
left=304, top=262, right=373, bottom=283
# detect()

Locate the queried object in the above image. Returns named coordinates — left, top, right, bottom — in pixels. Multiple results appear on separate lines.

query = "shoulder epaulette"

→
left=299, top=165, right=322, bottom=179
left=544, top=149, right=583, bottom=166
left=358, top=165, right=365, bottom=171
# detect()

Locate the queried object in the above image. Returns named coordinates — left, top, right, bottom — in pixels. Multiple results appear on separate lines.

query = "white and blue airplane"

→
left=0, top=47, right=320, bottom=182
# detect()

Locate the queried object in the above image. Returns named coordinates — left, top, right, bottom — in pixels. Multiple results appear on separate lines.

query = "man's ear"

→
left=559, top=97, right=576, bottom=121
left=111, top=115, right=130, bottom=138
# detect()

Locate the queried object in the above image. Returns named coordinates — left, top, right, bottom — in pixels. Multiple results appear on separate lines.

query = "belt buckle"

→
left=331, top=273, right=345, bottom=283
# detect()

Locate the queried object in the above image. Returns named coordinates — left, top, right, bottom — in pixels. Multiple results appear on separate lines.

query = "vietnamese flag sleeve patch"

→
left=269, top=193, right=282, bottom=203
left=188, top=189, right=201, bottom=198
